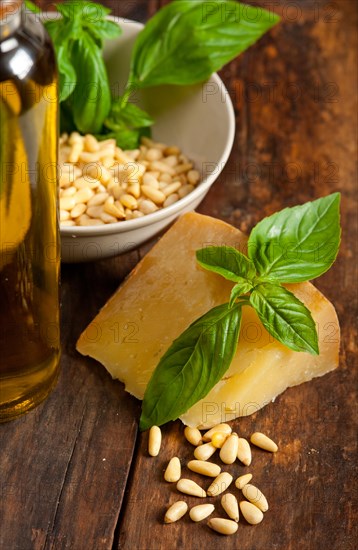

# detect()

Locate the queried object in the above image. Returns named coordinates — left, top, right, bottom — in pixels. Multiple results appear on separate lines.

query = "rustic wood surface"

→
left=1, top=1, right=357, bottom=549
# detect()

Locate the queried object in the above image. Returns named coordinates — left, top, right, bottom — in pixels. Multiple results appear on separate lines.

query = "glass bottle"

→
left=0, top=0, right=60, bottom=421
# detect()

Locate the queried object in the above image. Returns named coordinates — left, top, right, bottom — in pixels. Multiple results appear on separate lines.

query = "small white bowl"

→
left=59, top=17, right=235, bottom=262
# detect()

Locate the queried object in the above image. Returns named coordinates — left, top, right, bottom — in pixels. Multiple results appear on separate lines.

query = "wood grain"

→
left=0, top=1, right=356, bottom=549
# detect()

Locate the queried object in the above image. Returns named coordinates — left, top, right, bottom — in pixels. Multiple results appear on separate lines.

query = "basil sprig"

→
left=140, top=194, right=341, bottom=430
left=33, top=0, right=279, bottom=146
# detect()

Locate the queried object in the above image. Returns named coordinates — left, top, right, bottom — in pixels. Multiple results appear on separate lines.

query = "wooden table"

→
left=1, top=1, right=357, bottom=548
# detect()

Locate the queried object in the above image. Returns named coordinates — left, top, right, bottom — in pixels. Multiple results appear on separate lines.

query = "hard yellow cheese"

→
left=76, top=213, right=340, bottom=428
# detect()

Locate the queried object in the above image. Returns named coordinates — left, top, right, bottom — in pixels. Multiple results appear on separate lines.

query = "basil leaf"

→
left=140, top=303, right=242, bottom=430
left=69, top=33, right=111, bottom=134
left=56, top=1, right=110, bottom=20
left=229, top=282, right=253, bottom=307
left=25, top=0, right=41, bottom=13
left=105, top=100, right=154, bottom=130
left=248, top=193, right=341, bottom=282
left=196, top=245, right=255, bottom=283
left=84, top=19, right=122, bottom=46
left=250, top=283, right=319, bottom=355
left=129, top=0, right=279, bottom=88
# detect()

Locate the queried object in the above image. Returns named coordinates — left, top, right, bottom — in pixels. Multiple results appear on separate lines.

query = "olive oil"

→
left=0, top=0, right=60, bottom=421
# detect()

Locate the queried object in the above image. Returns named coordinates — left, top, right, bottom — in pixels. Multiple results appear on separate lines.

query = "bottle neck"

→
left=0, top=0, right=23, bottom=40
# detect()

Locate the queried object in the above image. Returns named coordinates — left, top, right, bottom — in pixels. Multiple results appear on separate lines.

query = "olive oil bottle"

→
left=0, top=0, right=60, bottom=421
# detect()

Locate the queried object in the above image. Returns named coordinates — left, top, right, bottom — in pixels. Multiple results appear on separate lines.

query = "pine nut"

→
left=163, top=155, right=178, bottom=167
left=74, top=176, right=99, bottom=189
left=221, top=493, right=239, bottom=522
left=235, top=473, right=253, bottom=490
left=87, top=193, right=109, bottom=207
left=211, top=432, right=229, bottom=449
left=203, top=424, right=232, bottom=442
left=178, top=184, right=194, bottom=198
left=84, top=134, right=99, bottom=152
left=162, top=182, right=182, bottom=197
left=70, top=203, right=86, bottom=219
left=68, top=142, right=83, bottom=163
left=208, top=518, right=238, bottom=535
left=141, top=185, right=166, bottom=205
left=163, top=193, right=179, bottom=208
left=150, top=160, right=176, bottom=175
left=132, top=210, right=144, bottom=219
left=138, top=199, right=158, bottom=215
left=187, top=169, right=200, bottom=185
left=175, top=162, right=193, bottom=175
left=146, top=148, right=163, bottom=161
left=237, top=438, right=252, bottom=466
left=62, top=186, right=77, bottom=197
left=164, top=457, right=181, bottom=483
left=61, top=220, right=76, bottom=226
left=177, top=479, right=206, bottom=498
left=60, top=210, right=70, bottom=221
left=142, top=173, right=160, bottom=188
left=86, top=206, right=104, bottom=219
left=184, top=427, right=202, bottom=446
left=189, top=504, right=215, bottom=522
left=239, top=501, right=264, bottom=525
left=78, top=218, right=104, bottom=226
left=104, top=201, right=125, bottom=219
left=207, top=472, right=233, bottom=497
left=164, top=501, right=188, bottom=524
left=187, top=460, right=221, bottom=478
left=250, top=432, right=278, bottom=453
left=78, top=151, right=99, bottom=164
left=60, top=196, right=76, bottom=211
left=193, top=442, right=216, bottom=461
left=242, top=484, right=268, bottom=512
left=120, top=193, right=138, bottom=210
left=220, top=433, right=239, bottom=465
left=159, top=172, right=172, bottom=184
left=127, top=183, right=140, bottom=198
left=100, top=212, right=118, bottom=224
left=164, top=145, right=180, bottom=156
left=148, top=425, right=161, bottom=457
left=74, top=188, right=95, bottom=205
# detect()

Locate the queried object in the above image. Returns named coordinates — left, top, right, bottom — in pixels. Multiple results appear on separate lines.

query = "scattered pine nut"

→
left=208, top=518, right=238, bottom=535
left=242, top=484, right=269, bottom=512
left=211, top=432, right=229, bottom=449
left=184, top=426, right=202, bottom=446
left=187, top=460, right=221, bottom=478
left=193, top=442, right=216, bottom=461
left=237, top=438, right=252, bottom=466
left=221, top=493, right=239, bottom=522
left=220, top=433, right=239, bottom=465
left=250, top=432, right=278, bottom=453
left=189, top=504, right=215, bottom=522
left=148, top=426, right=161, bottom=457
left=235, top=473, right=253, bottom=490
left=164, top=457, right=181, bottom=483
left=207, top=472, right=233, bottom=497
left=239, top=501, right=264, bottom=525
left=164, top=501, right=188, bottom=523
left=177, top=478, right=206, bottom=498
left=203, top=424, right=232, bottom=442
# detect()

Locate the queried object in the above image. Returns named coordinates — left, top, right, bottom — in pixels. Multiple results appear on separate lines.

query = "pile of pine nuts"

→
left=148, top=423, right=279, bottom=536
left=59, top=133, right=201, bottom=227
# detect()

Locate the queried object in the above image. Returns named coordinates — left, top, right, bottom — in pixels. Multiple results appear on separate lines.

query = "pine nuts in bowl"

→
left=59, top=18, right=235, bottom=262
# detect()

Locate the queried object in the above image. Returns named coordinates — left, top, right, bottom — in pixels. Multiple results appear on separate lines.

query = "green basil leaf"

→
left=248, top=193, right=341, bottom=282
left=250, top=283, right=319, bottom=355
left=129, top=0, right=279, bottom=88
left=97, top=128, right=140, bottom=150
left=196, top=245, right=256, bottom=283
left=56, top=1, right=110, bottom=20
left=106, top=99, right=154, bottom=130
left=69, top=34, right=111, bottom=134
left=25, top=0, right=41, bottom=13
left=84, top=19, right=122, bottom=43
left=229, top=282, right=253, bottom=307
left=140, top=303, right=242, bottom=430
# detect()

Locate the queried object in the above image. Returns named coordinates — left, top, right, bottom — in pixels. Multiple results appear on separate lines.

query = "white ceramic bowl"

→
left=58, top=17, right=235, bottom=262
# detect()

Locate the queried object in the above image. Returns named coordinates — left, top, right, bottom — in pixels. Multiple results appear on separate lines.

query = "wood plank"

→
left=117, top=0, right=357, bottom=548
left=0, top=258, right=141, bottom=550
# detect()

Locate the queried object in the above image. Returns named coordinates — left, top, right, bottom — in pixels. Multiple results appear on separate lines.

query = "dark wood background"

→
left=1, top=1, right=357, bottom=549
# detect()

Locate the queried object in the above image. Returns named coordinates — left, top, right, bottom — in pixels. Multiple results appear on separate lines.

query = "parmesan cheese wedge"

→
left=76, top=212, right=340, bottom=428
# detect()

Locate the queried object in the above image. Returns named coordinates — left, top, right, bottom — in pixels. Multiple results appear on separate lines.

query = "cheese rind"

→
left=76, top=212, right=340, bottom=428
